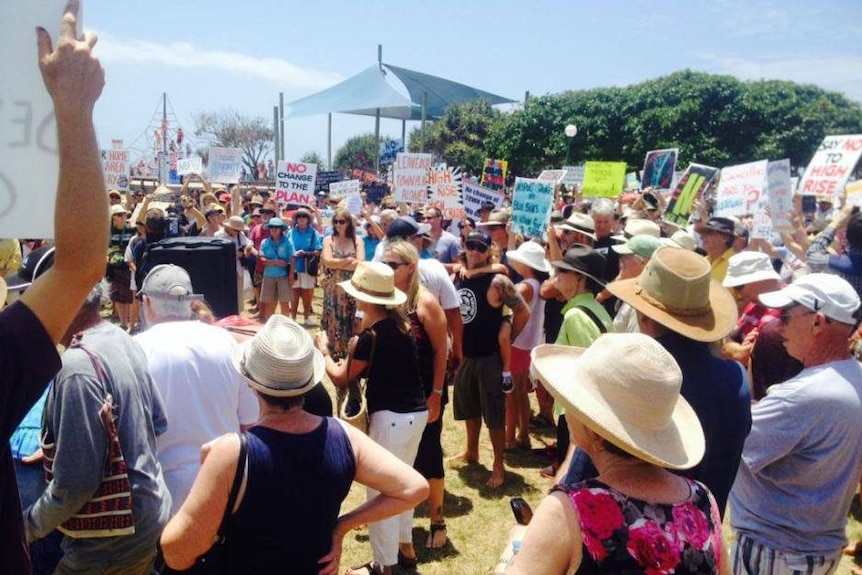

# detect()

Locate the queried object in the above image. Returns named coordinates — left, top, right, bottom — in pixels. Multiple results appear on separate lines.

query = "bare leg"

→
left=291, top=289, right=301, bottom=320
left=278, top=300, right=290, bottom=317
left=302, top=288, right=314, bottom=321
left=115, top=301, right=131, bottom=329
left=449, top=418, right=480, bottom=463
left=425, top=478, right=447, bottom=548
left=514, top=373, right=531, bottom=445
left=487, top=427, right=506, bottom=487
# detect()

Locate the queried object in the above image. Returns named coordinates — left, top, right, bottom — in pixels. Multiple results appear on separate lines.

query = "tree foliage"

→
left=333, top=134, right=396, bottom=172
left=194, top=109, right=274, bottom=179
left=299, top=150, right=326, bottom=171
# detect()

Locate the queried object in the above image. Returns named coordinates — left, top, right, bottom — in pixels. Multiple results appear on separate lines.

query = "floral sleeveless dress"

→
left=321, top=240, right=357, bottom=361
left=553, top=478, right=723, bottom=575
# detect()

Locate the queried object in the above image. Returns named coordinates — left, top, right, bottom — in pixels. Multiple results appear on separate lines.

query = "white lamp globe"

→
left=564, top=124, right=578, bottom=138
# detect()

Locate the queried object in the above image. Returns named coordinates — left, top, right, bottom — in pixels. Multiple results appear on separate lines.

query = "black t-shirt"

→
left=593, top=236, right=620, bottom=316
left=354, top=318, right=426, bottom=414
left=456, top=273, right=503, bottom=358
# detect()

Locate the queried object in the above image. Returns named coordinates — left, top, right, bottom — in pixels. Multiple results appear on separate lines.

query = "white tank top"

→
left=513, top=277, right=545, bottom=351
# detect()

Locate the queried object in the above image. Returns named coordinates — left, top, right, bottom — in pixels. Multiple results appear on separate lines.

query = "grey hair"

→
left=82, top=283, right=106, bottom=312
left=146, top=295, right=195, bottom=321
left=590, top=198, right=615, bottom=218
left=379, top=209, right=398, bottom=226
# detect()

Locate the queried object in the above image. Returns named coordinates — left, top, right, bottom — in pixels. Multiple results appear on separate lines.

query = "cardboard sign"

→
left=0, top=0, right=74, bottom=237
left=581, top=162, right=627, bottom=198
left=664, top=163, right=719, bottom=226
left=642, top=149, right=678, bottom=191
left=480, top=158, right=508, bottom=190
left=715, top=160, right=768, bottom=217
left=428, top=166, right=465, bottom=221
left=102, top=140, right=131, bottom=192
left=538, top=170, right=565, bottom=184
left=379, top=139, right=404, bottom=165
left=462, top=183, right=505, bottom=219
left=315, top=170, right=343, bottom=194
left=798, top=134, right=862, bottom=198
left=511, top=178, right=554, bottom=239
left=275, top=160, right=318, bottom=207
left=766, top=159, right=793, bottom=234
left=177, top=157, right=203, bottom=176
left=393, top=153, right=433, bottom=204
left=329, top=180, right=362, bottom=214
left=207, top=147, right=243, bottom=184
left=561, top=165, right=584, bottom=186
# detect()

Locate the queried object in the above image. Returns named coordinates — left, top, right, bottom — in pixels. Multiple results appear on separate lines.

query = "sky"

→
left=81, top=0, right=862, bottom=171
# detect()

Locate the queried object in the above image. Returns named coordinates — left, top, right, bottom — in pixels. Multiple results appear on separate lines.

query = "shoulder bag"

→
left=338, top=328, right=376, bottom=434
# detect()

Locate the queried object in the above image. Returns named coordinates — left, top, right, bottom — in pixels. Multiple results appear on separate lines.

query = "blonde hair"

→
left=385, top=240, right=421, bottom=313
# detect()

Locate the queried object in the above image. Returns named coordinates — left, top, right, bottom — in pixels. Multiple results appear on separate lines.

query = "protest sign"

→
left=798, top=134, right=862, bottom=198
left=625, top=172, right=639, bottom=189
left=480, top=158, right=508, bottom=190
left=330, top=180, right=362, bottom=215
left=207, top=147, right=243, bottom=184
left=352, top=168, right=379, bottom=184
left=663, top=163, right=719, bottom=226
left=393, top=153, right=433, bottom=204
left=538, top=170, right=565, bottom=184
left=274, top=160, right=318, bottom=208
left=0, top=0, right=72, bottom=237
left=462, top=183, right=505, bottom=219
left=511, top=178, right=554, bottom=239
left=379, top=139, right=404, bottom=165
left=102, top=140, right=131, bottom=192
left=847, top=179, right=862, bottom=207
left=177, top=157, right=203, bottom=177
left=428, top=166, right=465, bottom=220
left=715, top=160, right=767, bottom=217
left=365, top=185, right=388, bottom=205
left=168, top=151, right=180, bottom=185
left=581, top=162, right=627, bottom=198
left=642, top=149, right=678, bottom=191
left=315, top=170, right=343, bottom=194
left=766, top=159, right=793, bottom=234
left=561, top=165, right=585, bottom=187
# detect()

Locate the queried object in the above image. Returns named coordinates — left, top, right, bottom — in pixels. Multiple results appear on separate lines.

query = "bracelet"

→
left=432, top=388, right=443, bottom=396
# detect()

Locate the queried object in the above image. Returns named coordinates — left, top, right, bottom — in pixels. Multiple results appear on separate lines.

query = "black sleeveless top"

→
left=456, top=273, right=503, bottom=357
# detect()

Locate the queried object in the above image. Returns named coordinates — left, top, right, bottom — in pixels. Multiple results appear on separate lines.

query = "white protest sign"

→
left=798, top=134, right=862, bottom=198
left=847, top=180, right=862, bottom=208
left=330, top=180, right=362, bottom=215
left=538, top=170, right=565, bottom=184
left=177, top=157, right=203, bottom=176
left=462, top=183, right=504, bottom=220
left=275, top=160, right=318, bottom=207
left=428, top=166, right=465, bottom=220
left=715, top=160, right=768, bottom=217
left=102, top=140, right=130, bottom=192
left=561, top=165, right=584, bottom=186
left=0, top=0, right=74, bottom=237
left=767, top=159, right=793, bottom=234
left=393, top=153, right=433, bottom=204
left=511, top=178, right=554, bottom=239
left=207, top=147, right=243, bottom=184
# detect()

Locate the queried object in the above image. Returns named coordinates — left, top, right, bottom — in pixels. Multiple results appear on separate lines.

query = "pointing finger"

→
left=35, top=26, right=53, bottom=61
left=60, top=0, right=79, bottom=40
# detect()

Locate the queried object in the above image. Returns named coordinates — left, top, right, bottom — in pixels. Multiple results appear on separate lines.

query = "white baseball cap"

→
left=758, top=273, right=861, bottom=325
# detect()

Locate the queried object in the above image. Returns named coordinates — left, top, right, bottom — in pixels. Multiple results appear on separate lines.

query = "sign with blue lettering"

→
left=511, top=177, right=554, bottom=240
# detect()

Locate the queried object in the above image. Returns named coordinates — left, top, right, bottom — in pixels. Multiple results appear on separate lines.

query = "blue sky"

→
left=83, top=0, right=862, bottom=170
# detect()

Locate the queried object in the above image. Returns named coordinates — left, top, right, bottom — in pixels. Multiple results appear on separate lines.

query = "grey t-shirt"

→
left=730, top=358, right=862, bottom=555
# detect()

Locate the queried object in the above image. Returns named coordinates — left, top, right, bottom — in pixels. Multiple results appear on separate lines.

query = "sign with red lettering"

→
left=393, top=153, right=433, bottom=204
left=275, top=160, right=317, bottom=208
left=798, top=134, right=862, bottom=198
left=102, top=139, right=131, bottom=191
left=428, top=166, right=465, bottom=220
left=715, top=160, right=767, bottom=217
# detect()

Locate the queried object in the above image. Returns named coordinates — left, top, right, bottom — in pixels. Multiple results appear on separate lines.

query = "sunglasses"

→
left=333, top=219, right=348, bottom=224
left=466, top=243, right=488, bottom=253
left=779, top=306, right=816, bottom=325
left=382, top=261, right=408, bottom=270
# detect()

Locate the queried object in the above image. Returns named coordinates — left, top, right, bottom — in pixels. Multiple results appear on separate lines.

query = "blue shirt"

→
left=260, top=236, right=294, bottom=279
left=289, top=227, right=322, bottom=274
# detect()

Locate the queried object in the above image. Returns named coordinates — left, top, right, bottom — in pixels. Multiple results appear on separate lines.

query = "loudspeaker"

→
left=146, top=237, right=238, bottom=318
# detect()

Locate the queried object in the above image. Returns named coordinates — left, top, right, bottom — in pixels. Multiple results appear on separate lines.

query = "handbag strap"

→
left=346, top=327, right=376, bottom=395
left=216, top=432, right=248, bottom=538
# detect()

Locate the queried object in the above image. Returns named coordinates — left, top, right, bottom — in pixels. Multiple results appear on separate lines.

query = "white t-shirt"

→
left=134, top=321, right=259, bottom=513
left=418, top=258, right=459, bottom=311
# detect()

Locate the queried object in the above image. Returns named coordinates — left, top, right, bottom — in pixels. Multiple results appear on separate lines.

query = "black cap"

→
left=466, top=231, right=492, bottom=249
left=6, top=246, right=55, bottom=292
left=387, top=216, right=430, bottom=239
left=703, top=217, right=735, bottom=236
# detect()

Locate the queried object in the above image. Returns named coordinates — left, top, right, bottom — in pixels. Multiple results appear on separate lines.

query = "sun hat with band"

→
left=551, top=244, right=606, bottom=286
left=264, top=217, right=287, bottom=230
left=758, top=273, right=860, bottom=326
left=339, top=261, right=407, bottom=306
left=506, top=241, right=551, bottom=273
left=723, top=251, right=780, bottom=289
left=607, top=246, right=737, bottom=342
left=232, top=315, right=325, bottom=397
left=556, top=212, right=596, bottom=240
left=530, top=333, right=705, bottom=469
left=222, top=215, right=247, bottom=233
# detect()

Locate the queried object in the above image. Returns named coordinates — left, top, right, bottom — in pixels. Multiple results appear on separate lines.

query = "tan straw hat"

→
left=530, top=333, right=705, bottom=470
left=232, top=315, right=325, bottom=397
left=0, top=276, right=7, bottom=309
left=339, top=261, right=407, bottom=306
left=222, top=215, right=247, bottom=233
left=607, top=246, right=737, bottom=342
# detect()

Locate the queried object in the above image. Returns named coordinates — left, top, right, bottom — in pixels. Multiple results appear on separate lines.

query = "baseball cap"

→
left=612, top=234, right=664, bottom=259
left=6, top=245, right=55, bottom=292
left=138, top=264, right=203, bottom=301
left=465, top=231, right=492, bottom=249
left=758, top=273, right=861, bottom=325
left=386, top=216, right=430, bottom=239
left=702, top=217, right=735, bottom=236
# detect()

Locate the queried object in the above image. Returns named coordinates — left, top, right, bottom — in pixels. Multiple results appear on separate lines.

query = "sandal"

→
left=345, top=561, right=384, bottom=575
left=539, top=462, right=559, bottom=479
left=426, top=521, right=448, bottom=549
left=397, top=550, right=418, bottom=569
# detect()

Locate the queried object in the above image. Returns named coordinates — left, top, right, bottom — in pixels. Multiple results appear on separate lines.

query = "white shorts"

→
left=294, top=272, right=317, bottom=290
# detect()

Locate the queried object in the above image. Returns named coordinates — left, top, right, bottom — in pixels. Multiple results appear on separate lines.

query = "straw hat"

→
left=506, top=241, right=551, bottom=273
left=661, top=230, right=697, bottom=251
left=556, top=212, right=596, bottom=239
left=339, top=261, right=407, bottom=306
left=530, top=333, right=704, bottom=470
left=624, top=219, right=661, bottom=238
left=0, top=276, right=7, bottom=309
left=232, top=315, right=325, bottom=397
left=222, top=215, right=247, bottom=232
left=607, top=246, right=737, bottom=342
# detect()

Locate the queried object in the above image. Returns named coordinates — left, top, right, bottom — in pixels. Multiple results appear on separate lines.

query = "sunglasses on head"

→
left=466, top=242, right=488, bottom=253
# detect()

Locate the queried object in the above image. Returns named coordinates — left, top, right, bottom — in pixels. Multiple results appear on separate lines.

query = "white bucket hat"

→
left=339, top=261, right=407, bottom=306
left=723, top=252, right=780, bottom=288
left=505, top=241, right=551, bottom=273
left=232, top=315, right=325, bottom=397
left=530, top=333, right=705, bottom=470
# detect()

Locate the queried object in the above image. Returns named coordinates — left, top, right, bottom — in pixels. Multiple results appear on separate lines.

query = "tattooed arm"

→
left=488, top=274, right=531, bottom=341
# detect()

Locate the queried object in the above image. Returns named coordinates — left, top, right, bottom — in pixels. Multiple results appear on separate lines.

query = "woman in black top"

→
left=315, top=261, right=427, bottom=575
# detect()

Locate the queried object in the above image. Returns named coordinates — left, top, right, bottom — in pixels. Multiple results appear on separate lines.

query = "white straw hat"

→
left=505, top=241, right=551, bottom=273
left=339, top=261, right=407, bottom=306
left=232, top=315, right=325, bottom=397
left=530, top=333, right=705, bottom=470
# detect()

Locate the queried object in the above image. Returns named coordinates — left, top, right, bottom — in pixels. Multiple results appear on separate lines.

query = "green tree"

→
left=193, top=109, right=274, bottom=179
left=333, top=134, right=395, bottom=172
left=299, top=150, right=326, bottom=171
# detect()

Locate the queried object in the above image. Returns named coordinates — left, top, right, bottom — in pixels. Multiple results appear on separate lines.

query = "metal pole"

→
left=524, top=90, right=530, bottom=106
left=160, top=92, right=168, bottom=184
left=374, top=108, right=381, bottom=173
left=420, top=92, right=427, bottom=152
left=327, top=113, right=332, bottom=171
left=401, top=120, right=406, bottom=150
left=378, top=44, right=383, bottom=70
left=279, top=92, right=285, bottom=161
left=272, top=106, right=279, bottom=173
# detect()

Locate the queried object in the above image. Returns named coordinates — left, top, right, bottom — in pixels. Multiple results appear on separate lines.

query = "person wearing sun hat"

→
left=216, top=215, right=252, bottom=312
left=258, top=217, right=294, bottom=321
left=729, top=273, right=862, bottom=574
left=508, top=333, right=727, bottom=575
left=161, top=315, right=428, bottom=575
left=609, top=234, right=664, bottom=333
left=314, top=262, right=428, bottom=575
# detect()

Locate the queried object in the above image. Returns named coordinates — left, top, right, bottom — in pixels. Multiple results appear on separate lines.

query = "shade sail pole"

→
left=420, top=92, right=427, bottom=152
left=375, top=108, right=381, bottom=173
left=401, top=120, right=406, bottom=149
left=327, top=113, right=332, bottom=170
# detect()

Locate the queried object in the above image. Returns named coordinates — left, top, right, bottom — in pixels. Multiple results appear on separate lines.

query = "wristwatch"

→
left=432, top=388, right=443, bottom=396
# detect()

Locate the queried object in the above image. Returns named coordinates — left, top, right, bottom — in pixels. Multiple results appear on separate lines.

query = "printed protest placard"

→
left=102, top=140, right=131, bottom=192
left=329, top=180, right=362, bottom=214
left=207, top=147, right=244, bottom=184
left=538, top=170, right=565, bottom=184
left=798, top=134, right=862, bottom=198
left=274, top=160, right=318, bottom=208
left=642, top=149, right=678, bottom=191
left=315, top=170, right=343, bottom=194
left=766, top=159, right=793, bottom=234
left=1, top=0, right=73, bottom=237
left=664, top=163, right=719, bottom=226
left=462, top=183, right=505, bottom=219
left=428, top=166, right=465, bottom=220
left=480, top=158, right=508, bottom=190
left=511, top=178, right=554, bottom=239
left=581, top=162, right=627, bottom=198
left=393, top=153, right=433, bottom=204
left=379, top=139, right=404, bottom=165
left=561, top=165, right=585, bottom=187
left=715, top=160, right=768, bottom=217
left=177, top=157, right=203, bottom=176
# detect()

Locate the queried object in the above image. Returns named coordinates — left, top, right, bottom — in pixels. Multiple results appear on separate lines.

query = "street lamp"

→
left=564, top=124, right=578, bottom=165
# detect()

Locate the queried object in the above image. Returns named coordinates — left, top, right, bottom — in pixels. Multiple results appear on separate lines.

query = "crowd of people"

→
left=2, top=3, right=862, bottom=575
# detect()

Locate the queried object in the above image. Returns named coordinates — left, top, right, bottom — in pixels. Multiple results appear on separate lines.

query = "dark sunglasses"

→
left=780, top=306, right=816, bottom=324
left=466, top=242, right=488, bottom=253
left=382, top=261, right=408, bottom=270
left=333, top=219, right=348, bottom=224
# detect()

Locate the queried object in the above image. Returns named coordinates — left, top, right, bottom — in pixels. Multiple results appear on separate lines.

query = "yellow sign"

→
left=581, top=161, right=627, bottom=198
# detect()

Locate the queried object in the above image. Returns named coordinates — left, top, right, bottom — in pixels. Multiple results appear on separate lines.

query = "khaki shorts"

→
left=260, top=276, right=292, bottom=303
left=294, top=272, right=317, bottom=290
left=453, top=355, right=505, bottom=429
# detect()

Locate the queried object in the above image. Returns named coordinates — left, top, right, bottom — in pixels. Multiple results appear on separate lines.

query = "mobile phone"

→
left=510, top=497, right=533, bottom=526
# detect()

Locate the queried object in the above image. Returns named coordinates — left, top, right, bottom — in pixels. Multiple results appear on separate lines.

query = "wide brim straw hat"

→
left=530, top=334, right=705, bottom=470
left=222, top=215, right=247, bottom=232
left=0, top=276, right=7, bottom=309
left=232, top=315, right=325, bottom=397
left=506, top=240, right=551, bottom=273
left=556, top=212, right=597, bottom=240
left=607, top=246, right=737, bottom=342
left=339, top=261, right=407, bottom=306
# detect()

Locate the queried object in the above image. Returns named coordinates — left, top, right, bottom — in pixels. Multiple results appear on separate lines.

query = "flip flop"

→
left=397, top=550, right=418, bottom=569
left=426, top=521, right=448, bottom=549
left=345, top=561, right=384, bottom=575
